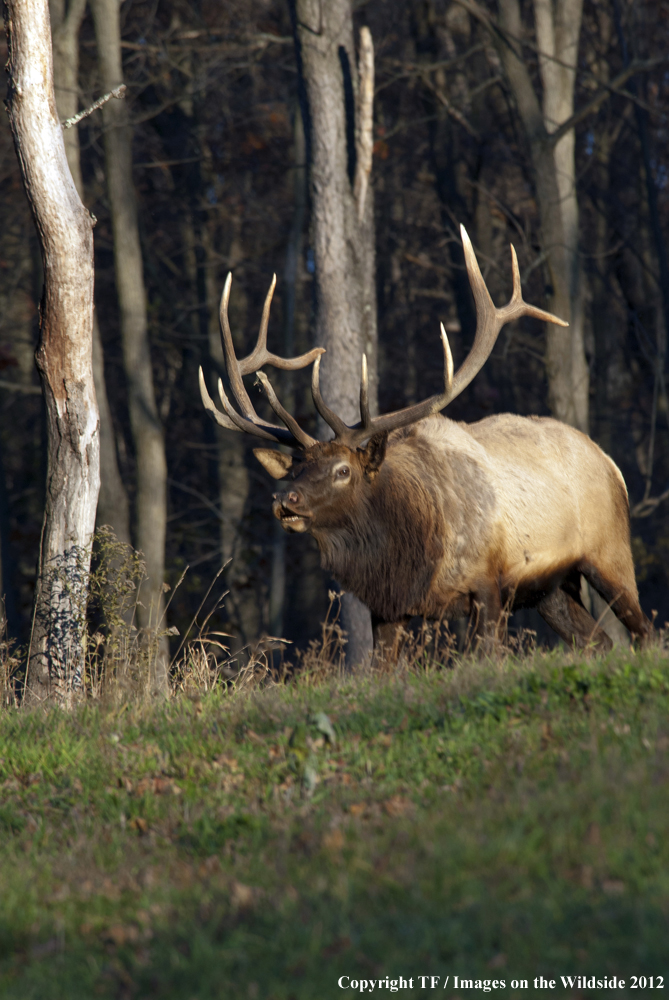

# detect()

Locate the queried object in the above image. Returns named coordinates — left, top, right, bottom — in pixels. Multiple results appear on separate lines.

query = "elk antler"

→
left=200, top=227, right=568, bottom=453
left=313, top=224, right=568, bottom=448
left=198, top=273, right=324, bottom=448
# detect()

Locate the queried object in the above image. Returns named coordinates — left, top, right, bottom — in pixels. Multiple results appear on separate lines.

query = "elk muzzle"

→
left=272, top=489, right=312, bottom=533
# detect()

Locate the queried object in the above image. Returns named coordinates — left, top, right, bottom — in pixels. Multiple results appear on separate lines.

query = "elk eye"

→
left=336, top=465, right=350, bottom=478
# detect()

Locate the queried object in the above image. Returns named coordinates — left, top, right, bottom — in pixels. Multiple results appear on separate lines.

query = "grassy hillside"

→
left=0, top=648, right=668, bottom=998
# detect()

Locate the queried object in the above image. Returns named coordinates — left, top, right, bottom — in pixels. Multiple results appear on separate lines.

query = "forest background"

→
left=0, top=0, right=668, bottom=664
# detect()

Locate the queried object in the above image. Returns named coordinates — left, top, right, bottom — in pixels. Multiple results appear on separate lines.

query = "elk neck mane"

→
left=310, top=423, right=476, bottom=621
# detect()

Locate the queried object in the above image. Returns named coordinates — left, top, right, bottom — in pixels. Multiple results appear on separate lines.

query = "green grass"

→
left=1, top=649, right=668, bottom=998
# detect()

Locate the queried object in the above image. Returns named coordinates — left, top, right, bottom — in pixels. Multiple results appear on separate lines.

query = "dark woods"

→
left=0, top=0, right=667, bottom=655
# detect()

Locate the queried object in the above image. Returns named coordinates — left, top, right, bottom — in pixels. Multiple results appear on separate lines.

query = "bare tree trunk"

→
left=92, top=322, right=131, bottom=543
left=49, top=0, right=131, bottom=546
left=0, top=443, right=18, bottom=640
left=5, top=0, right=100, bottom=703
left=269, top=107, right=307, bottom=638
left=533, top=0, right=589, bottom=433
left=494, top=0, right=589, bottom=431
left=91, top=0, right=169, bottom=691
left=291, top=1, right=377, bottom=667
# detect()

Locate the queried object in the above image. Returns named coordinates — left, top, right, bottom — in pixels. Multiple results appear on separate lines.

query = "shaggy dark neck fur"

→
left=312, top=438, right=450, bottom=621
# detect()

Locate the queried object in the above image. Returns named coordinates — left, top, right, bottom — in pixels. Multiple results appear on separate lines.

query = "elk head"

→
left=199, top=226, right=567, bottom=535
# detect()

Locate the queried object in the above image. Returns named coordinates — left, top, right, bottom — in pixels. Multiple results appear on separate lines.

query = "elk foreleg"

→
left=468, top=585, right=504, bottom=655
left=372, top=617, right=410, bottom=667
left=537, top=587, right=612, bottom=652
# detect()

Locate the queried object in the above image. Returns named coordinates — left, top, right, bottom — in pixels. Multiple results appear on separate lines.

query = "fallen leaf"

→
left=212, top=754, right=239, bottom=771
left=587, top=822, right=601, bottom=846
left=153, top=776, right=181, bottom=795
left=129, top=816, right=149, bottom=834
left=383, top=795, right=413, bottom=817
left=581, top=865, right=594, bottom=889
left=322, top=935, right=352, bottom=957
left=231, top=880, right=254, bottom=908
left=102, top=923, right=140, bottom=946
left=322, top=828, right=345, bottom=852
left=198, top=856, right=222, bottom=877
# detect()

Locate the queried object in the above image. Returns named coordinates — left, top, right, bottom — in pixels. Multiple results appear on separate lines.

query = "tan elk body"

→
left=200, top=227, right=651, bottom=653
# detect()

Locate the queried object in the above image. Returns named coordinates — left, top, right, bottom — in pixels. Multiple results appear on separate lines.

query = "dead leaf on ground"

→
left=383, top=795, right=413, bottom=817
left=212, top=754, right=239, bottom=771
left=133, top=776, right=181, bottom=796
left=129, top=816, right=149, bottom=834
left=102, top=923, right=140, bottom=947
left=231, top=880, right=254, bottom=908
left=348, top=802, right=366, bottom=817
left=322, top=828, right=345, bottom=852
left=581, top=865, right=594, bottom=889
left=586, top=822, right=601, bottom=846
left=322, top=935, right=352, bottom=957
left=198, top=855, right=222, bottom=877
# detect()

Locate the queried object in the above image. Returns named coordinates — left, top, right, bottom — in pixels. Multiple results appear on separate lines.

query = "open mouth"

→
left=275, top=506, right=311, bottom=531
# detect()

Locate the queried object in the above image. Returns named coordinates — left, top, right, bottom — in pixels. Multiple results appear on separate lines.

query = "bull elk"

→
left=199, top=226, right=652, bottom=655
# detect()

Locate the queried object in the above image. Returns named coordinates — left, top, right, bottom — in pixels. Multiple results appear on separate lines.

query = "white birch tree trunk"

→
left=5, top=0, right=100, bottom=703
left=49, top=0, right=131, bottom=547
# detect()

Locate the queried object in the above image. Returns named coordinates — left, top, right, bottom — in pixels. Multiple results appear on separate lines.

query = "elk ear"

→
left=360, top=431, right=388, bottom=479
left=253, top=448, right=294, bottom=480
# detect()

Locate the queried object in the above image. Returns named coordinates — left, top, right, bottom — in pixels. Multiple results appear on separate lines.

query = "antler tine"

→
left=360, top=354, right=371, bottom=428
left=331, top=224, right=565, bottom=449
left=199, top=366, right=292, bottom=443
left=239, top=273, right=326, bottom=375
left=440, top=323, right=454, bottom=388
left=219, top=273, right=256, bottom=419
left=448, top=225, right=568, bottom=401
left=311, top=356, right=351, bottom=440
left=199, top=367, right=239, bottom=432
left=448, top=224, right=503, bottom=402
left=202, top=272, right=327, bottom=449
left=509, top=242, right=522, bottom=304
left=216, top=378, right=296, bottom=445
left=256, top=373, right=317, bottom=449
left=342, top=324, right=455, bottom=448
left=499, top=242, right=569, bottom=328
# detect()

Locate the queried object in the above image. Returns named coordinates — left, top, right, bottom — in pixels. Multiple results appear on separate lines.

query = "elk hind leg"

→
left=537, top=587, right=612, bottom=652
left=579, top=562, right=653, bottom=646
